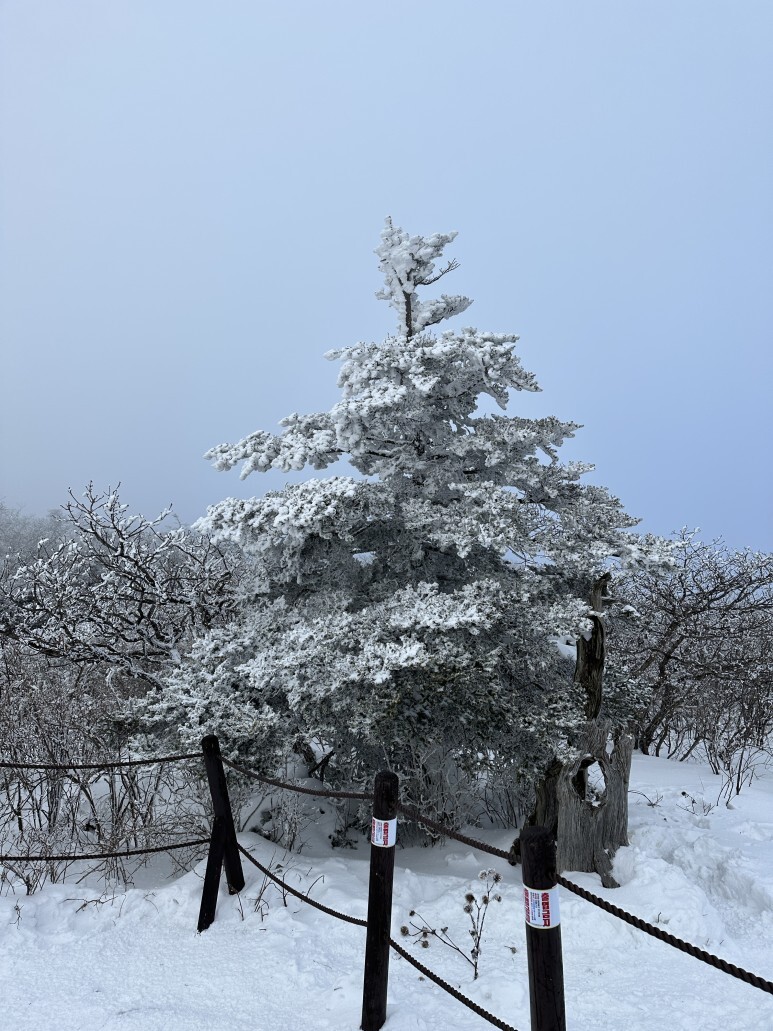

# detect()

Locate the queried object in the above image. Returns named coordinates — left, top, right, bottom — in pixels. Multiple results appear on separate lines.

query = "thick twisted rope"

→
left=558, top=875, right=773, bottom=995
left=388, top=938, right=521, bottom=1031
left=237, top=843, right=367, bottom=927
left=237, top=844, right=519, bottom=1030
left=0, top=752, right=203, bottom=771
left=398, top=808, right=772, bottom=999
left=0, top=837, right=210, bottom=863
left=224, top=762, right=513, bottom=861
left=223, top=757, right=373, bottom=801
left=398, top=803, right=516, bottom=863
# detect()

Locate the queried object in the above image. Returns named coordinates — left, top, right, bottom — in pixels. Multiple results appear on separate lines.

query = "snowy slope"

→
left=0, top=755, right=771, bottom=1031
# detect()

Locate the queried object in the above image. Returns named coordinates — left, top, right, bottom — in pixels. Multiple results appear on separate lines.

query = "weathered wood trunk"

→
left=575, top=574, right=609, bottom=722
left=531, top=723, right=633, bottom=887
left=555, top=722, right=632, bottom=886
left=526, top=575, right=634, bottom=886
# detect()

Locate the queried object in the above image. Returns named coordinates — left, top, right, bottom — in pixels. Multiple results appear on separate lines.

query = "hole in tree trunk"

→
left=572, top=757, right=608, bottom=808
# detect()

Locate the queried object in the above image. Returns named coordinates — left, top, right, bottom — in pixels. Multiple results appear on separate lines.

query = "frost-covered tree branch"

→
left=0, top=486, right=240, bottom=689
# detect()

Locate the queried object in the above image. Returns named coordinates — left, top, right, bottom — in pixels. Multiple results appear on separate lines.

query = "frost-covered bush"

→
left=608, top=530, right=773, bottom=794
left=0, top=490, right=241, bottom=887
left=0, top=486, right=240, bottom=690
left=0, top=642, right=213, bottom=894
left=147, top=220, right=647, bottom=824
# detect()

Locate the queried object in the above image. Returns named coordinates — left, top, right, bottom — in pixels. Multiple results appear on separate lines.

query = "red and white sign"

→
left=371, top=817, right=397, bottom=848
left=523, top=885, right=560, bottom=929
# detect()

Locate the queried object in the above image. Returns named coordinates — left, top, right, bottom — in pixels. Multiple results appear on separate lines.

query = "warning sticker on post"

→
left=371, top=817, right=397, bottom=848
left=523, top=885, right=560, bottom=929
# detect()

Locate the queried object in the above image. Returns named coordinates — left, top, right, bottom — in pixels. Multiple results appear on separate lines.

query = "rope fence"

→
left=2, top=740, right=771, bottom=1029
left=0, top=749, right=209, bottom=869
left=224, top=753, right=772, bottom=1015
left=238, top=841, right=521, bottom=1031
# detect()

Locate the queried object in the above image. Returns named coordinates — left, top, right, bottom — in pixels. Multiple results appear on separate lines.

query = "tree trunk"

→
left=574, top=575, right=609, bottom=721
left=525, top=574, right=634, bottom=887
left=554, top=722, right=632, bottom=887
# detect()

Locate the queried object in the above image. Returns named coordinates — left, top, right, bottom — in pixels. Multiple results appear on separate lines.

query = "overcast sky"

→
left=1, top=1, right=771, bottom=550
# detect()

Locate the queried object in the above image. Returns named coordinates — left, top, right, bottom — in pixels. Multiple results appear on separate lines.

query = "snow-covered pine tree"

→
left=152, top=220, right=650, bottom=864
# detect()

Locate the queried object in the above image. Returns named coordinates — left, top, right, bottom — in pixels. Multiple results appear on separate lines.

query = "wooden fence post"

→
left=521, top=826, right=566, bottom=1031
left=197, top=734, right=245, bottom=932
left=361, top=770, right=399, bottom=1031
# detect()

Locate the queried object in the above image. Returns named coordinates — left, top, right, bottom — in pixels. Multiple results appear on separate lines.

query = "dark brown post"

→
left=197, top=734, right=245, bottom=932
left=361, top=770, right=399, bottom=1031
left=198, top=816, right=226, bottom=932
left=521, top=826, right=566, bottom=1031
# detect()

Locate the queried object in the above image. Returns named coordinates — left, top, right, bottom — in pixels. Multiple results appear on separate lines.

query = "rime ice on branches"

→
left=155, top=220, right=651, bottom=822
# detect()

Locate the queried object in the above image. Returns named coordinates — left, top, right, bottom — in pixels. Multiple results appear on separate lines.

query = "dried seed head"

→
left=482, top=895, right=489, bottom=905
left=400, top=926, right=409, bottom=936
left=463, top=904, right=473, bottom=914
left=492, top=872, right=502, bottom=884
left=464, top=893, right=475, bottom=903
left=421, top=939, right=429, bottom=948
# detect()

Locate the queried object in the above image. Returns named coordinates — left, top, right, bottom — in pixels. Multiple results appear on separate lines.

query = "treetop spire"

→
left=375, top=218, right=473, bottom=338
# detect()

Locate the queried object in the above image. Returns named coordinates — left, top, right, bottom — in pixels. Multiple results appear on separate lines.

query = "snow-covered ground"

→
left=1, top=754, right=771, bottom=1031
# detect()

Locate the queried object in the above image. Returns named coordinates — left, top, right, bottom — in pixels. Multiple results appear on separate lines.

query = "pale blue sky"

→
left=1, top=1, right=771, bottom=549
